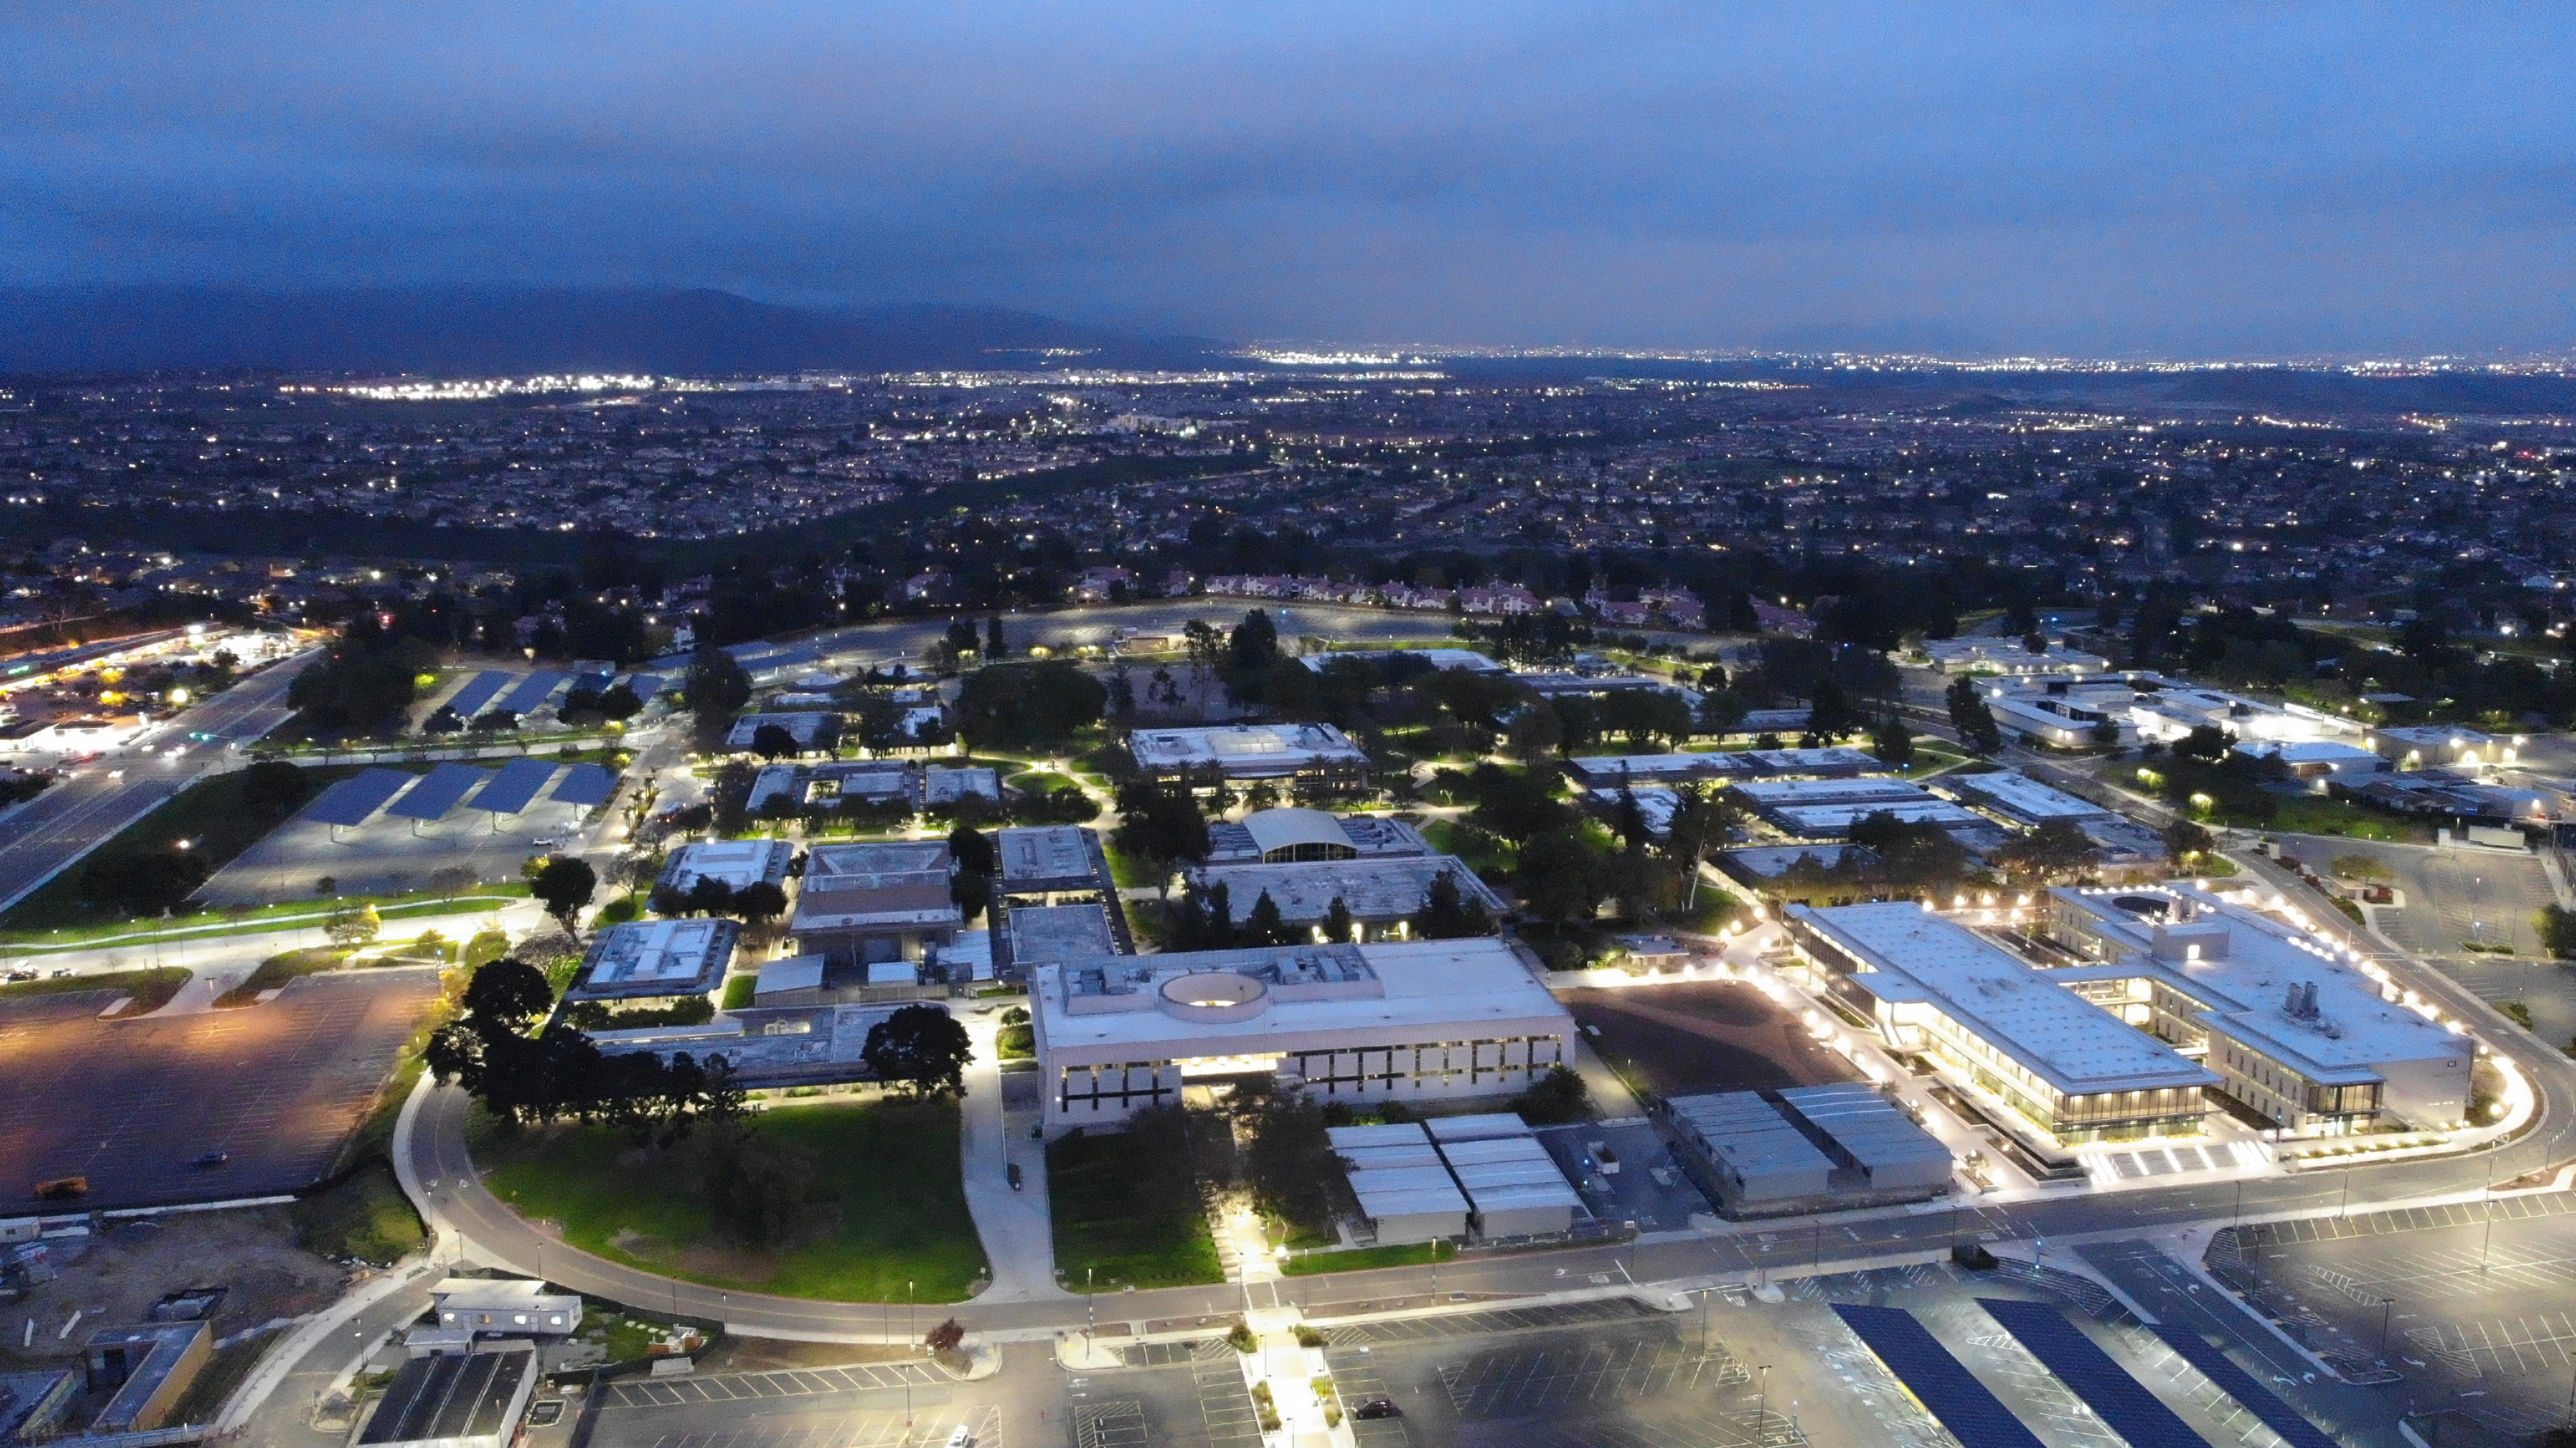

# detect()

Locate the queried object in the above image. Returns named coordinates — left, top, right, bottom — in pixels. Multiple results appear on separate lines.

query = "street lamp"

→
left=1755, top=1364, right=1771, bottom=1438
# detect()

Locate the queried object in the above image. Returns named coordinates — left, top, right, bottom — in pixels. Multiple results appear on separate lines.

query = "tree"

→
left=1324, top=895, right=1357, bottom=944
left=2161, top=817, right=2216, bottom=870
left=1463, top=763, right=1569, bottom=843
left=79, top=850, right=208, bottom=916
left=1113, top=780, right=1211, bottom=882
left=949, top=824, right=998, bottom=878
left=749, top=723, right=798, bottom=760
left=953, top=662, right=1107, bottom=751
left=1516, top=831, right=1608, bottom=927
left=945, top=617, right=980, bottom=659
left=239, top=759, right=312, bottom=817
left=1242, top=888, right=1291, bottom=946
left=925, top=1317, right=969, bottom=1372
left=685, top=645, right=753, bottom=746
left=861, top=1004, right=973, bottom=1098
left=1994, top=819, right=2100, bottom=884
left=1849, top=812, right=1971, bottom=891
left=985, top=616, right=1008, bottom=659
left=1412, top=871, right=1494, bottom=939
left=1804, top=680, right=1863, bottom=742
left=1945, top=677, right=2003, bottom=754
left=2540, top=906, right=2576, bottom=962
left=325, top=899, right=382, bottom=949
left=287, top=622, right=439, bottom=732
left=2175, top=724, right=2234, bottom=762
left=1227, top=610, right=1280, bottom=679
left=731, top=880, right=788, bottom=927
left=1599, top=688, right=1694, bottom=751
left=1513, top=1064, right=1589, bottom=1125
left=699, top=1125, right=833, bottom=1250
left=1505, top=699, right=1562, bottom=761
left=1238, top=1091, right=1336, bottom=1234
left=530, top=855, right=598, bottom=935
left=1870, top=716, right=1915, bottom=768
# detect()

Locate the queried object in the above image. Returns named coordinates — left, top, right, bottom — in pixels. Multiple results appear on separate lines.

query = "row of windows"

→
left=1289, top=1035, right=1564, bottom=1089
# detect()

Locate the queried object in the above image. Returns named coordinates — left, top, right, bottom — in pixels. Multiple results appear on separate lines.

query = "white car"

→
left=946, top=1428, right=975, bottom=1448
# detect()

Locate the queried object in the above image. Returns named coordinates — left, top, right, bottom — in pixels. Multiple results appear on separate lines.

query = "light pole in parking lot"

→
left=1754, top=1363, right=1771, bottom=1440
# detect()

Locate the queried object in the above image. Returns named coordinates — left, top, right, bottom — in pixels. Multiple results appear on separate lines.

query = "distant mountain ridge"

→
left=0, top=286, right=1227, bottom=376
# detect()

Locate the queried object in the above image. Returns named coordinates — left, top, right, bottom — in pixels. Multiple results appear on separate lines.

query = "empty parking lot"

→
left=0, top=967, right=443, bottom=1211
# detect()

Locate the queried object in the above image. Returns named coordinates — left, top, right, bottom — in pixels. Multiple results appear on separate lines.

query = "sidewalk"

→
left=956, top=1016, right=1071, bottom=1302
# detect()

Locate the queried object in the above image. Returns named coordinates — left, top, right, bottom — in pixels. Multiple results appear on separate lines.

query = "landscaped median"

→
left=1279, top=1238, right=1454, bottom=1277
left=471, top=1094, right=990, bottom=1301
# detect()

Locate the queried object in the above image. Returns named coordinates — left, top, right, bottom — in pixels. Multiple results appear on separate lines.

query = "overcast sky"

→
left=5, top=2, right=2570, bottom=357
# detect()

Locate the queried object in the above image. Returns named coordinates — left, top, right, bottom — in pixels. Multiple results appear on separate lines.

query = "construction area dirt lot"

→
left=1560, top=979, right=1864, bottom=1099
left=0, top=967, right=443, bottom=1212
left=0, top=1207, right=351, bottom=1423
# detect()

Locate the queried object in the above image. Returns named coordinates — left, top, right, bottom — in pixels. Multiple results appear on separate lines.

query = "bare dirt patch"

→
left=0, top=1207, right=347, bottom=1379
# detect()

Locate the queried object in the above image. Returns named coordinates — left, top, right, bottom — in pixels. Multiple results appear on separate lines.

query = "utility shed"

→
left=1667, top=1093, right=1835, bottom=1210
left=1775, top=1085, right=1954, bottom=1194
left=1437, top=1134, right=1580, bottom=1237
left=1425, top=1113, right=1534, bottom=1144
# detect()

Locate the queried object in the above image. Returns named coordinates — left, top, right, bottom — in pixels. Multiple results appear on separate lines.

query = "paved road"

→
left=0, top=650, right=314, bottom=911
left=234, top=1277, right=441, bottom=1448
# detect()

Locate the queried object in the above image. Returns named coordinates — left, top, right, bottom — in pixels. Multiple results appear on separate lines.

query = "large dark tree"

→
left=530, top=855, right=598, bottom=935
left=953, top=661, right=1107, bottom=751
left=685, top=645, right=753, bottom=745
left=861, top=1004, right=974, bottom=1099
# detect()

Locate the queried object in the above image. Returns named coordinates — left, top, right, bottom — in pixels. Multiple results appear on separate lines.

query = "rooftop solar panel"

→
left=548, top=762, right=619, bottom=807
left=466, top=757, right=558, bottom=816
left=443, top=670, right=513, bottom=718
left=1978, top=1299, right=2213, bottom=1448
left=622, top=673, right=664, bottom=701
left=495, top=670, right=570, bottom=714
left=304, top=767, right=418, bottom=827
left=1832, top=1304, right=2049, bottom=1448
left=2147, top=1325, right=2344, bottom=1448
left=386, top=762, right=492, bottom=821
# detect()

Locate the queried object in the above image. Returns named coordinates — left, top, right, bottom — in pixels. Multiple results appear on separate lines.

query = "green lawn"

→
left=1420, top=819, right=1516, bottom=876
left=1280, top=1240, right=1454, bottom=1276
left=1104, top=848, right=1163, bottom=890
left=0, top=965, right=191, bottom=1016
left=2262, top=795, right=2424, bottom=841
left=476, top=1096, right=989, bottom=1302
left=1047, top=1129, right=1224, bottom=1290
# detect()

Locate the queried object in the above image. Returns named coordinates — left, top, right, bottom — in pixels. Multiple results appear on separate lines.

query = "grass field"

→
left=475, top=1096, right=988, bottom=1301
left=0, top=965, right=191, bottom=1016
left=1047, top=1129, right=1224, bottom=1290
left=1280, top=1240, right=1454, bottom=1276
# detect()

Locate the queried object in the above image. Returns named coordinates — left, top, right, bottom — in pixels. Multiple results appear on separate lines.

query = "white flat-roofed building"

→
left=568, top=918, right=739, bottom=1002
left=791, top=840, right=957, bottom=965
left=725, top=711, right=837, bottom=752
left=1978, top=675, right=2137, bottom=748
left=2231, top=739, right=2390, bottom=791
left=1917, top=638, right=2109, bottom=675
left=924, top=765, right=1000, bottom=805
left=995, top=825, right=1106, bottom=899
left=1668, top=1093, right=1836, bottom=1209
left=748, top=759, right=915, bottom=814
left=1786, top=902, right=2217, bottom=1144
left=1938, top=770, right=2110, bottom=826
left=1738, top=746, right=1883, bottom=777
left=1031, top=939, right=1573, bottom=1127
left=1129, top=723, right=1371, bottom=785
left=1187, top=855, right=1503, bottom=939
left=1768, top=800, right=1986, bottom=839
left=429, top=1278, right=582, bottom=1337
left=1301, top=647, right=1505, bottom=674
left=656, top=839, right=795, bottom=895
left=1774, top=1084, right=1954, bottom=1193
left=2369, top=724, right=2516, bottom=770
left=1734, top=777, right=1982, bottom=839
left=1205, top=808, right=1431, bottom=864
left=1588, top=786, right=1682, bottom=839
left=1329, top=1123, right=1468, bottom=1244
left=2124, top=683, right=2361, bottom=747
left=1566, top=753, right=1750, bottom=788
left=1424, top=1112, right=1536, bottom=1143
left=1004, top=903, right=1121, bottom=969
left=2045, top=886, right=2473, bottom=1134
left=1434, top=1134, right=1580, bottom=1237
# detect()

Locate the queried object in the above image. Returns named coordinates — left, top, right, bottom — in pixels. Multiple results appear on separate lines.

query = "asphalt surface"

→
left=0, top=966, right=443, bottom=1210
left=0, top=650, right=314, bottom=912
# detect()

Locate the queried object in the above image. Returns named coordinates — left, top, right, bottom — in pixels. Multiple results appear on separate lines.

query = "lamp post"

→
left=1755, top=1364, right=1771, bottom=1440
left=2378, top=1297, right=2396, bottom=1364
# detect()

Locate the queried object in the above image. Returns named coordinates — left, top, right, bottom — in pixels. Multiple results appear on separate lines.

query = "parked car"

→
left=1353, top=1398, right=1400, bottom=1420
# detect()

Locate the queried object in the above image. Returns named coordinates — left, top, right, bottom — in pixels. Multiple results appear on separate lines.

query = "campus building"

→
left=1030, top=939, right=1574, bottom=1127
left=1184, top=854, right=1505, bottom=940
left=1203, top=807, right=1432, bottom=863
left=1127, top=723, right=1372, bottom=788
left=1785, top=902, right=2219, bottom=1145
left=566, top=918, right=740, bottom=1004
left=655, top=839, right=795, bottom=895
left=788, top=840, right=958, bottom=965
left=2044, top=886, right=2472, bottom=1134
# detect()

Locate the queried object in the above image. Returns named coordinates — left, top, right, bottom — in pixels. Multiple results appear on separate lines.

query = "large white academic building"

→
left=1029, top=939, right=1574, bottom=1129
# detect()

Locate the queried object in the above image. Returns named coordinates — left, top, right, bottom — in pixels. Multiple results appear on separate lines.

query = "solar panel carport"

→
left=385, top=763, right=490, bottom=822
left=1978, top=1298, right=2213, bottom=1448
left=466, top=758, right=558, bottom=817
left=442, top=671, right=513, bottom=718
left=495, top=671, right=568, bottom=715
left=1833, top=1303, right=2048, bottom=1448
left=2147, top=1325, right=2343, bottom=1448
left=548, top=763, right=618, bottom=807
left=304, top=767, right=417, bottom=828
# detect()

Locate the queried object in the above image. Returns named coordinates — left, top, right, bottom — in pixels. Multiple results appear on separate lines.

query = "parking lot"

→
left=196, top=800, right=586, bottom=904
left=0, top=967, right=441, bottom=1211
left=1559, top=981, right=1864, bottom=1101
